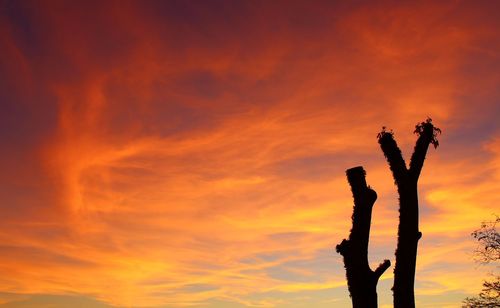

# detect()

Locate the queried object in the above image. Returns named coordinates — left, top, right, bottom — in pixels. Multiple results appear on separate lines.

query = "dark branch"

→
left=378, top=130, right=408, bottom=187
left=409, top=118, right=440, bottom=181
left=346, top=166, right=376, bottom=250
left=374, top=259, right=391, bottom=279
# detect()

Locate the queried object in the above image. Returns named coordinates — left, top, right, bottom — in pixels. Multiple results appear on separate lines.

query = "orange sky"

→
left=0, top=0, right=499, bottom=307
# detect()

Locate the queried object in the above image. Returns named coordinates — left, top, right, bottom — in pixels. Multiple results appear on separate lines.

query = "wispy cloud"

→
left=0, top=0, right=499, bottom=307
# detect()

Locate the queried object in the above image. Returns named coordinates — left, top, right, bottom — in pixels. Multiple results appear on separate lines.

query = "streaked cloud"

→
left=0, top=0, right=499, bottom=307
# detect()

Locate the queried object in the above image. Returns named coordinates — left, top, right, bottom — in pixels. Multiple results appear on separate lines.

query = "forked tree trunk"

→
left=377, top=120, right=438, bottom=308
left=336, top=166, right=390, bottom=308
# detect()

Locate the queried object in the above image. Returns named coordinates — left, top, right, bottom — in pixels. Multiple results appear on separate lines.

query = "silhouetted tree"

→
left=463, top=216, right=500, bottom=307
left=336, top=166, right=391, bottom=308
left=337, top=119, right=439, bottom=308
left=377, top=118, right=440, bottom=308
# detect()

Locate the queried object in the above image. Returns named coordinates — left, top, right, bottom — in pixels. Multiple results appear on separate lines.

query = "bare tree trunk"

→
left=377, top=119, right=439, bottom=308
left=336, top=166, right=390, bottom=308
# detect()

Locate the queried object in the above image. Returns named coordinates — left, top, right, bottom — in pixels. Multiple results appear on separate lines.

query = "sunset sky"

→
left=1, top=0, right=499, bottom=307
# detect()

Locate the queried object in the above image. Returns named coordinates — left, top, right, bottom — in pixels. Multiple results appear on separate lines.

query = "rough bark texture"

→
left=336, top=166, right=390, bottom=308
left=378, top=120, right=438, bottom=308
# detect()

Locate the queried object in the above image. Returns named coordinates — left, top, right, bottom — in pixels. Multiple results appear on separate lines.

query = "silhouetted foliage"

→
left=413, top=118, right=441, bottom=149
left=463, top=277, right=500, bottom=308
left=376, top=126, right=393, bottom=139
left=463, top=216, right=500, bottom=307
left=336, top=167, right=390, bottom=308
left=472, top=216, right=500, bottom=263
left=377, top=119, right=440, bottom=308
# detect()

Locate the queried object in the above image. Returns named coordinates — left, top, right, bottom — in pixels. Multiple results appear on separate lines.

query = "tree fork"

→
left=336, top=166, right=390, bottom=308
left=378, top=119, right=440, bottom=308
